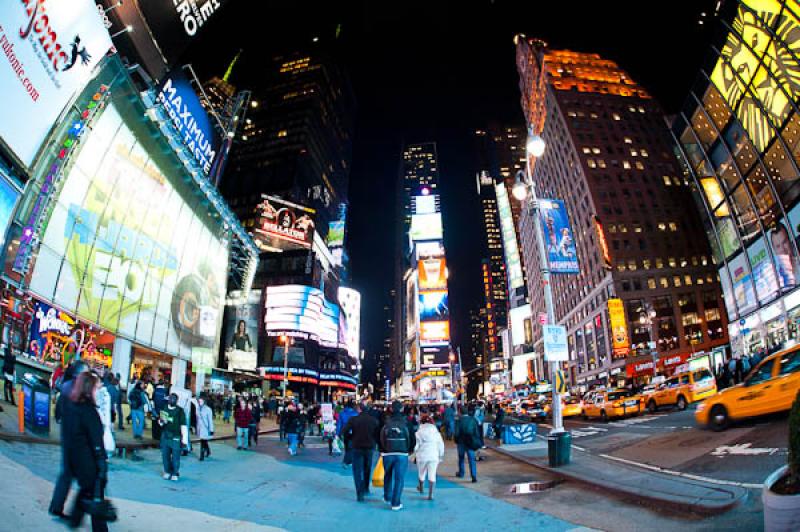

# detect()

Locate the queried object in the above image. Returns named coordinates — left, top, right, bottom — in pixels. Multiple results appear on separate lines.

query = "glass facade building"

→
left=672, top=0, right=800, bottom=359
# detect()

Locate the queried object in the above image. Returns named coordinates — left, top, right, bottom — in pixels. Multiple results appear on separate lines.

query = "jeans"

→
left=287, top=433, right=299, bottom=455
left=445, top=419, right=455, bottom=440
left=223, top=409, right=231, bottom=423
left=236, top=427, right=249, bottom=449
left=249, top=423, right=258, bottom=445
left=382, top=454, right=408, bottom=507
left=351, top=448, right=374, bottom=497
left=161, top=437, right=181, bottom=476
left=131, top=409, right=145, bottom=438
left=48, top=451, right=72, bottom=515
left=457, top=444, right=477, bottom=480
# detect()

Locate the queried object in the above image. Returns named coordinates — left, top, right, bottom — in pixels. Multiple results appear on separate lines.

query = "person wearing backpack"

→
left=380, top=400, right=415, bottom=511
left=455, top=404, right=482, bottom=482
left=129, top=381, right=146, bottom=439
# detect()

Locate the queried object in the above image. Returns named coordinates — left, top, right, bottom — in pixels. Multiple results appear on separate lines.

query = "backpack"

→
left=382, top=417, right=410, bottom=453
left=129, top=389, right=142, bottom=410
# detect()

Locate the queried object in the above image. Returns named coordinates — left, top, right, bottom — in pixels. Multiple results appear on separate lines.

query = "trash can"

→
left=22, top=373, right=51, bottom=436
left=547, top=431, right=572, bottom=467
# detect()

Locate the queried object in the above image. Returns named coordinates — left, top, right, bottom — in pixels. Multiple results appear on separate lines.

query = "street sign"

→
left=554, top=370, right=567, bottom=393
left=543, top=325, right=568, bottom=361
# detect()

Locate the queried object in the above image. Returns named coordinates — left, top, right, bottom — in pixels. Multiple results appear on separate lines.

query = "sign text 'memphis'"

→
left=158, top=77, right=216, bottom=173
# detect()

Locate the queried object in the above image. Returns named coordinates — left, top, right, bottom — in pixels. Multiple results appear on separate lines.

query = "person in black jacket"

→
left=3, top=345, right=16, bottom=405
left=343, top=401, right=380, bottom=501
left=62, top=371, right=110, bottom=531
left=455, top=404, right=482, bottom=482
left=380, top=400, right=416, bottom=511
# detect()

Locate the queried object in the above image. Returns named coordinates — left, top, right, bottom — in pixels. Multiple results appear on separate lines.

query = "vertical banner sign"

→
left=156, top=69, right=221, bottom=175
left=592, top=216, right=612, bottom=270
left=543, top=325, right=568, bottom=361
left=607, top=298, right=630, bottom=357
left=539, top=199, right=579, bottom=274
left=495, top=183, right=524, bottom=289
left=0, top=0, right=113, bottom=168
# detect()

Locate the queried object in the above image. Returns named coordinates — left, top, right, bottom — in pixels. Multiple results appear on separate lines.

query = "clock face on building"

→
left=711, top=0, right=800, bottom=152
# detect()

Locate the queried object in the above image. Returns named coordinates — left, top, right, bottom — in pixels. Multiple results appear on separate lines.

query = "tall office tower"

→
left=468, top=308, right=486, bottom=398
left=672, top=0, right=800, bottom=363
left=393, top=143, right=453, bottom=399
left=515, top=39, right=728, bottom=389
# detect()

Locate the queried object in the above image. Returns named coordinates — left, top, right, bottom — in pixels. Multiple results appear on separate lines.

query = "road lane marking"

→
left=711, top=443, right=782, bottom=457
left=598, top=453, right=763, bottom=489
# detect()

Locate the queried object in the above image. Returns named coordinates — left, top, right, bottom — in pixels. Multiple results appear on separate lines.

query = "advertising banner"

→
left=222, top=291, right=260, bottom=370
left=327, top=220, right=345, bottom=248
left=416, top=240, right=445, bottom=259
left=543, top=325, right=568, bottom=361
left=747, top=236, right=779, bottom=303
left=156, top=69, right=221, bottom=175
left=0, top=175, right=20, bottom=241
left=539, top=199, right=579, bottom=274
left=28, top=300, right=114, bottom=368
left=418, top=290, right=449, bottom=322
left=592, top=216, right=612, bottom=270
left=410, top=213, right=443, bottom=241
left=414, top=194, right=437, bottom=215
left=510, top=304, right=532, bottom=347
left=608, top=298, right=630, bottom=357
left=253, top=195, right=316, bottom=252
left=338, top=287, right=361, bottom=360
left=263, top=285, right=346, bottom=350
left=28, top=101, right=228, bottom=359
left=420, top=321, right=449, bottom=346
left=138, top=0, right=231, bottom=66
left=418, top=258, right=447, bottom=290
left=0, top=0, right=113, bottom=168
left=420, top=347, right=449, bottom=368
left=495, top=183, right=524, bottom=289
left=729, top=251, right=757, bottom=315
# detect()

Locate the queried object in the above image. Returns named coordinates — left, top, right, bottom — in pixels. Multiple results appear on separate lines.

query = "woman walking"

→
left=196, top=395, right=214, bottom=460
left=415, top=414, right=445, bottom=500
left=63, top=372, right=111, bottom=531
left=234, top=397, right=252, bottom=450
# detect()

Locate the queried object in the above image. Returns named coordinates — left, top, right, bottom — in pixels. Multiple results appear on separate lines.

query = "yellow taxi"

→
left=582, top=389, right=642, bottom=422
left=544, top=396, right=583, bottom=418
left=696, top=347, right=800, bottom=431
left=646, top=368, right=717, bottom=413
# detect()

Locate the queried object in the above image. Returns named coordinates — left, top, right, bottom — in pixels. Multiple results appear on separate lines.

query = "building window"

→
left=635, top=161, right=645, bottom=170
left=623, top=160, right=631, bottom=169
left=673, top=275, right=682, bottom=287
left=628, top=260, right=637, bottom=271
left=662, top=175, right=671, bottom=186
left=659, top=277, right=669, bottom=288
left=668, top=257, right=677, bottom=268
left=656, top=258, right=664, bottom=268
left=643, top=258, right=651, bottom=269
left=613, top=113, right=621, bottom=121
left=684, top=275, right=693, bottom=286
left=617, top=262, right=627, bottom=272
left=648, top=278, right=656, bottom=289
left=658, top=222, right=667, bottom=231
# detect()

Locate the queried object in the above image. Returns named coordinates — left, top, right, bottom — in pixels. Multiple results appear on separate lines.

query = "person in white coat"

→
left=414, top=413, right=445, bottom=500
left=94, top=372, right=115, bottom=458
left=196, top=395, right=215, bottom=461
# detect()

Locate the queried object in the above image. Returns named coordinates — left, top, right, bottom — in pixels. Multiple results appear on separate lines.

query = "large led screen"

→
left=420, top=321, right=449, bottom=346
left=28, top=101, right=228, bottom=358
left=0, top=0, right=113, bottom=168
left=495, top=183, right=525, bottom=288
left=263, top=285, right=346, bottom=349
left=418, top=290, right=449, bottom=322
left=253, top=195, right=315, bottom=252
left=418, top=258, right=447, bottom=290
left=410, top=213, right=443, bottom=241
left=710, top=0, right=800, bottom=152
left=338, top=287, right=361, bottom=360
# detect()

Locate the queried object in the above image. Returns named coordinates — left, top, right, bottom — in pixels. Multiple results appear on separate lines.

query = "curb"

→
left=486, top=445, right=748, bottom=516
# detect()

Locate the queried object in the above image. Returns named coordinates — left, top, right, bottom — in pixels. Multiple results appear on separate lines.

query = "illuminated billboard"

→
left=420, top=321, right=450, bottom=346
left=495, top=183, right=524, bottom=289
left=156, top=69, right=222, bottom=176
left=28, top=101, right=228, bottom=357
left=607, top=298, right=629, bottom=357
left=539, top=199, right=579, bottom=274
left=710, top=0, right=800, bottom=152
left=410, top=213, right=443, bottom=241
left=510, top=304, right=532, bottom=347
left=327, top=220, right=345, bottom=248
left=253, top=195, right=316, bottom=252
left=592, top=216, right=612, bottom=270
left=338, top=287, right=361, bottom=360
left=418, top=290, right=449, bottom=322
left=416, top=240, right=445, bottom=259
left=0, top=0, right=113, bottom=168
left=414, top=194, right=437, bottom=215
left=418, top=258, right=447, bottom=290
left=263, top=285, right=346, bottom=349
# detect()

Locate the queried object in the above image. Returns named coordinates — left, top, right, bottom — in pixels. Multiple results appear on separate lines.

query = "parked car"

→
left=646, top=368, right=717, bottom=413
left=582, top=389, right=642, bottom=422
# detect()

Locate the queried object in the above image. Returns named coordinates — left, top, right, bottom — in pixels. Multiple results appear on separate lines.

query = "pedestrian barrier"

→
left=502, top=423, right=537, bottom=445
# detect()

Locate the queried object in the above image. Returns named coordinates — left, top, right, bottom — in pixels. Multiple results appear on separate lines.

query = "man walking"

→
left=380, top=400, right=415, bottom=511
left=455, top=404, right=482, bottom=482
left=343, top=401, right=380, bottom=502
left=158, top=393, right=188, bottom=481
left=443, top=403, right=455, bottom=440
left=3, top=346, right=16, bottom=405
left=129, top=381, right=146, bottom=439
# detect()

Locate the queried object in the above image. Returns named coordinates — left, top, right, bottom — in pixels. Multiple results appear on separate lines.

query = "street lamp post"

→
left=513, top=133, right=565, bottom=435
left=280, top=334, right=291, bottom=400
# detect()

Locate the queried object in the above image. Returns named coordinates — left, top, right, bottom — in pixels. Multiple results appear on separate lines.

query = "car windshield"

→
left=607, top=392, right=628, bottom=400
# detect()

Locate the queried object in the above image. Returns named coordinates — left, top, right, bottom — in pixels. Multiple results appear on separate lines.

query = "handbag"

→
left=82, top=483, right=118, bottom=522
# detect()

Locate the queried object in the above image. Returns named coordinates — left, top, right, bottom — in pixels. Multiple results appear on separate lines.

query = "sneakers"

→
left=162, top=473, right=170, bottom=480
left=391, top=504, right=403, bottom=511
left=170, top=475, right=179, bottom=481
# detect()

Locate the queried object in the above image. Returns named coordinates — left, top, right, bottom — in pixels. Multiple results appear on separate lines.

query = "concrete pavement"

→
left=0, top=433, right=582, bottom=532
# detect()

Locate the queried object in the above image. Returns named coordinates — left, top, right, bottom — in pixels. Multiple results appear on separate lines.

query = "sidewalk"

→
left=488, top=437, right=749, bottom=515
left=0, top=395, right=278, bottom=449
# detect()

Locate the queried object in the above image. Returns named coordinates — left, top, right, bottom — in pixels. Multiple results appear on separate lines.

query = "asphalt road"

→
left=530, top=403, right=789, bottom=486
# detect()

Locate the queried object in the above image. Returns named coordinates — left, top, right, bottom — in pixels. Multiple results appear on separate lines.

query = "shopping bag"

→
left=332, top=436, right=344, bottom=455
left=372, top=457, right=385, bottom=487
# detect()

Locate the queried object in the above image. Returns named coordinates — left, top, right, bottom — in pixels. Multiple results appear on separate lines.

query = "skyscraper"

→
left=672, top=0, right=800, bottom=362
left=515, top=39, right=728, bottom=389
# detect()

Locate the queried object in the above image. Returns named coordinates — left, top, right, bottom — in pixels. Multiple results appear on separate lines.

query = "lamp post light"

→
left=280, top=334, right=292, bottom=400
left=514, top=132, right=566, bottom=435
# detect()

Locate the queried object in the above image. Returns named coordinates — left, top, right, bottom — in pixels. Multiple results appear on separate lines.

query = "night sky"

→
left=186, top=0, right=724, bottom=380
